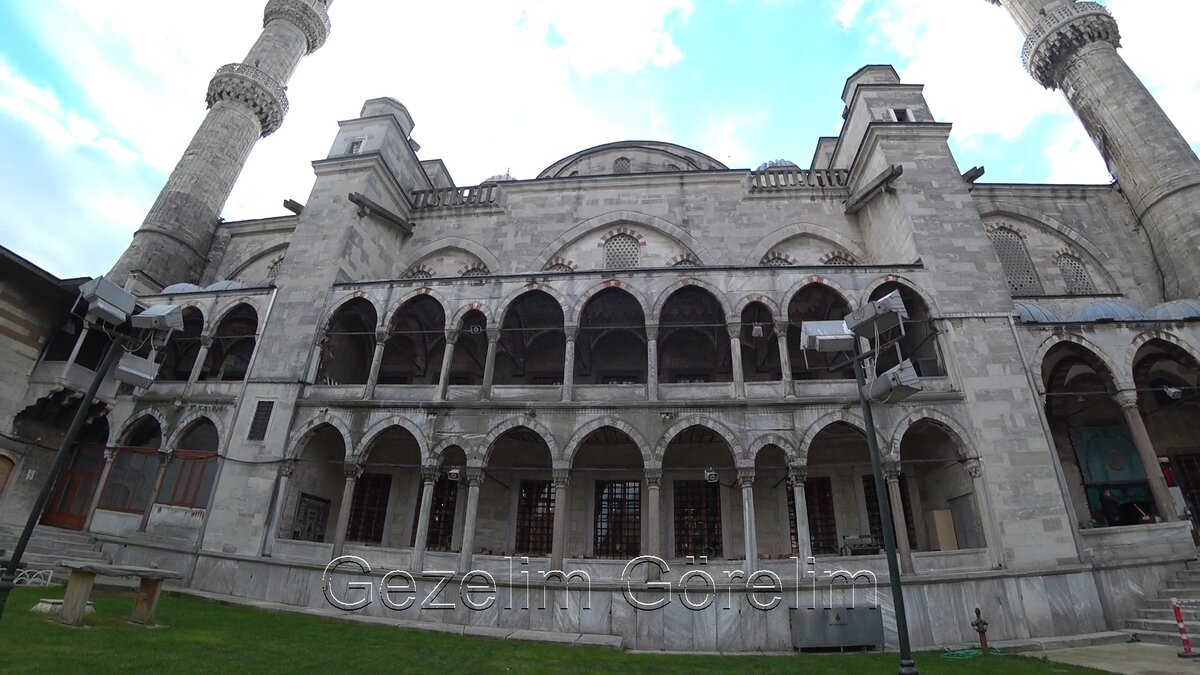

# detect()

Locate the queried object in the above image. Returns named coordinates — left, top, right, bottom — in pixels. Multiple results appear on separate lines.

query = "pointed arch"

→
left=449, top=302, right=495, bottom=332
left=533, top=210, right=714, bottom=271
left=651, top=278, right=735, bottom=323
left=353, top=415, right=430, bottom=464
left=572, top=280, right=652, bottom=325
left=381, top=286, right=453, bottom=332
left=166, top=413, right=224, bottom=454
left=429, top=438, right=473, bottom=465
left=799, top=410, right=886, bottom=456
left=481, top=416, right=560, bottom=466
left=860, top=275, right=939, bottom=315
left=734, top=293, right=783, bottom=322
left=397, top=237, right=503, bottom=279
left=781, top=276, right=859, bottom=315
left=113, top=409, right=168, bottom=448
left=497, top=284, right=571, bottom=329
left=1127, top=330, right=1200, bottom=380
left=220, top=236, right=292, bottom=281
left=652, top=416, right=743, bottom=467
left=286, top=413, right=354, bottom=460
left=563, top=416, right=652, bottom=466
left=748, top=223, right=866, bottom=267
left=1033, top=332, right=1131, bottom=391
left=745, top=433, right=800, bottom=465
left=887, top=409, right=979, bottom=462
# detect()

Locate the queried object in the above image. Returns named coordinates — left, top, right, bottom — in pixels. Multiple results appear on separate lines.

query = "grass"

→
left=0, top=587, right=1102, bottom=674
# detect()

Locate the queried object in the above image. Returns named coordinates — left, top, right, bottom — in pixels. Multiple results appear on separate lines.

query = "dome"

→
left=482, top=172, right=516, bottom=184
left=205, top=280, right=244, bottom=292
left=161, top=283, right=203, bottom=294
left=1066, top=300, right=1146, bottom=323
left=1014, top=301, right=1061, bottom=324
left=756, top=159, right=800, bottom=171
left=1150, top=299, right=1200, bottom=321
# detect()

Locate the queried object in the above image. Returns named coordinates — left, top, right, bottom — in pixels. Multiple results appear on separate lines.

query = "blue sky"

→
left=1, top=0, right=1197, bottom=280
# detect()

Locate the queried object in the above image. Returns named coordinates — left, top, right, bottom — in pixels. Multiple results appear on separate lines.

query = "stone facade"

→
left=3, top=0, right=1200, bottom=652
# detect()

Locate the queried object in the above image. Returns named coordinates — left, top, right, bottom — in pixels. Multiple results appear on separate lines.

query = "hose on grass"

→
left=941, top=647, right=1011, bottom=660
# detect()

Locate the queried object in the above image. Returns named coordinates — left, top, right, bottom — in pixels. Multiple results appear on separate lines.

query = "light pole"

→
left=0, top=278, right=181, bottom=622
left=801, top=289, right=920, bottom=675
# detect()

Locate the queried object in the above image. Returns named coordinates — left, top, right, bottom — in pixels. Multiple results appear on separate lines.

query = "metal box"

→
left=790, top=606, right=884, bottom=650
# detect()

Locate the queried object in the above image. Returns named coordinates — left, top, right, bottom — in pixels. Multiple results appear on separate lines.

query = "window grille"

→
left=594, top=480, right=640, bottom=558
left=861, top=474, right=916, bottom=550
left=762, top=252, right=793, bottom=267
left=805, top=476, right=837, bottom=555
left=1057, top=255, right=1095, bottom=295
left=407, top=269, right=433, bottom=279
left=266, top=257, right=283, bottom=280
left=346, top=473, right=392, bottom=544
left=823, top=254, right=854, bottom=266
left=515, top=480, right=555, bottom=555
left=417, top=476, right=458, bottom=551
left=461, top=265, right=489, bottom=278
left=247, top=401, right=274, bottom=441
left=613, top=157, right=631, bottom=174
left=158, top=452, right=218, bottom=509
left=546, top=264, right=574, bottom=273
left=673, top=479, right=722, bottom=558
left=98, top=448, right=158, bottom=513
left=989, top=227, right=1043, bottom=295
left=672, top=258, right=698, bottom=267
left=604, top=234, right=640, bottom=269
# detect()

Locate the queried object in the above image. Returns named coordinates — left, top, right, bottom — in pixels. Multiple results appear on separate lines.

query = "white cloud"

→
left=827, top=0, right=866, bottom=29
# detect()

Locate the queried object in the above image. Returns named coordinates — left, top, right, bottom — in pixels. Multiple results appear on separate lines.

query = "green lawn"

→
left=0, top=587, right=1101, bottom=674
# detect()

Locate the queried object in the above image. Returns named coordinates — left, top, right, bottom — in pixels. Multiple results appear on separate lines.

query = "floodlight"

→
left=114, top=353, right=161, bottom=389
left=846, top=290, right=908, bottom=339
left=447, top=468, right=461, bottom=481
left=798, top=320, right=855, bottom=353
left=79, top=277, right=136, bottom=327
left=131, top=304, right=184, bottom=332
left=1163, top=386, right=1184, bottom=400
left=864, top=359, right=922, bottom=404
left=704, top=468, right=719, bottom=483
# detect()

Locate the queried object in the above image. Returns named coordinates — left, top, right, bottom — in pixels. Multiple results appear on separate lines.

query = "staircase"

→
left=1123, top=559, right=1200, bottom=646
left=0, top=523, right=111, bottom=572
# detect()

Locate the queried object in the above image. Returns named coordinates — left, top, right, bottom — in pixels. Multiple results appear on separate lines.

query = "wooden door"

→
left=41, top=445, right=105, bottom=530
left=0, top=456, right=13, bottom=496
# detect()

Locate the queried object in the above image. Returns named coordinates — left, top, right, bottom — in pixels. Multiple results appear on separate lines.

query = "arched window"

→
left=761, top=252, right=793, bottom=267
left=613, top=157, right=631, bottom=174
left=823, top=253, right=855, bottom=266
left=604, top=234, right=640, bottom=269
left=266, top=256, right=284, bottom=280
left=407, top=269, right=433, bottom=280
left=1056, top=254, right=1095, bottom=295
left=546, top=264, right=574, bottom=273
left=988, top=227, right=1043, bottom=295
left=461, top=264, right=490, bottom=278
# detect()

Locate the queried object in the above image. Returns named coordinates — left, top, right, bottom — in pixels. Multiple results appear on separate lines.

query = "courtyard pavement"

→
left=1039, top=642, right=1200, bottom=674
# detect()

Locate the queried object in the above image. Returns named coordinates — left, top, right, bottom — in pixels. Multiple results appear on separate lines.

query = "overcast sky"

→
left=1, top=0, right=1196, bottom=279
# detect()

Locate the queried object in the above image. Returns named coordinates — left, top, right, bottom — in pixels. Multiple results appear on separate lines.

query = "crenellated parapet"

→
left=264, top=0, right=331, bottom=55
left=1022, top=2, right=1120, bottom=89
left=206, top=63, right=290, bottom=137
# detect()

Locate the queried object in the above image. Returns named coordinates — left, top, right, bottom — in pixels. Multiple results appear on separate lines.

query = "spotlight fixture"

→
left=447, top=468, right=461, bottom=481
left=704, top=468, right=719, bottom=483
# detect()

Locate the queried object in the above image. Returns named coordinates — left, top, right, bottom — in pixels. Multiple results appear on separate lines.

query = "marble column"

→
left=65, top=324, right=91, bottom=368
left=645, top=469, right=663, bottom=579
left=562, top=327, right=576, bottom=402
left=411, top=465, right=437, bottom=570
left=262, top=459, right=296, bottom=557
left=331, top=462, right=363, bottom=557
left=84, top=446, right=118, bottom=532
left=738, top=469, right=758, bottom=570
left=139, top=451, right=172, bottom=533
left=775, top=320, right=795, bottom=398
left=480, top=332, right=499, bottom=400
left=550, top=469, right=570, bottom=571
left=1115, top=390, right=1176, bottom=521
left=435, top=330, right=457, bottom=401
left=185, top=336, right=213, bottom=395
left=790, top=465, right=811, bottom=563
left=884, top=462, right=913, bottom=574
left=964, top=458, right=1003, bottom=568
left=458, top=468, right=484, bottom=573
left=646, top=325, right=659, bottom=400
left=729, top=326, right=746, bottom=400
left=362, top=329, right=388, bottom=399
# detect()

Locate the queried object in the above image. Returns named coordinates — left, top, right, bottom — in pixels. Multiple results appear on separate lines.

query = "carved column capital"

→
left=463, top=467, right=485, bottom=487
left=564, top=324, right=578, bottom=341
left=883, top=461, right=901, bottom=481
left=343, top=462, right=364, bottom=481
left=964, top=458, right=984, bottom=479
left=1023, top=2, right=1120, bottom=89
left=644, top=468, right=662, bottom=489
left=445, top=329, right=459, bottom=344
left=206, top=63, right=289, bottom=137
left=200, top=335, right=215, bottom=350
left=1114, top=389, right=1141, bottom=410
left=774, top=320, right=791, bottom=337
left=727, top=323, right=742, bottom=340
left=737, top=468, right=755, bottom=488
left=157, top=450, right=173, bottom=467
left=789, top=465, right=807, bottom=484
left=420, top=465, right=438, bottom=483
left=553, top=468, right=571, bottom=488
left=375, top=329, right=389, bottom=345
left=264, top=0, right=332, bottom=55
left=103, top=446, right=118, bottom=462
left=486, top=331, right=500, bottom=345
left=646, top=324, right=659, bottom=341
left=279, top=459, right=297, bottom=478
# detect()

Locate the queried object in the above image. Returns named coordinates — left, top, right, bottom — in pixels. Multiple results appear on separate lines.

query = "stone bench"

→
left=58, top=562, right=183, bottom=627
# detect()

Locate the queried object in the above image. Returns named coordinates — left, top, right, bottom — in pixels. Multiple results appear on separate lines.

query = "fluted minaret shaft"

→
left=109, top=0, right=332, bottom=288
left=987, top=0, right=1200, bottom=299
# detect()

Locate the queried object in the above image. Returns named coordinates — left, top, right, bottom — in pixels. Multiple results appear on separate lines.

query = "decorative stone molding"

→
left=264, top=0, right=331, bottom=55
left=964, top=458, right=983, bottom=479
left=458, top=261, right=491, bottom=278
left=789, top=465, right=807, bottom=484
left=279, top=459, right=297, bottom=478
left=375, top=329, right=388, bottom=345
left=420, top=465, right=439, bottom=483
left=544, top=257, right=577, bottom=273
left=598, top=226, right=646, bottom=245
left=883, top=462, right=901, bottom=481
left=644, top=468, right=662, bottom=488
left=343, top=462, right=364, bottom=480
left=820, top=251, right=857, bottom=266
left=761, top=250, right=796, bottom=267
left=1023, top=2, right=1120, bottom=89
left=553, top=468, right=571, bottom=487
left=463, top=467, right=485, bottom=487
left=737, top=468, right=755, bottom=487
left=404, top=264, right=434, bottom=280
left=1113, top=389, right=1140, bottom=410
left=668, top=254, right=700, bottom=268
left=207, top=63, right=289, bottom=137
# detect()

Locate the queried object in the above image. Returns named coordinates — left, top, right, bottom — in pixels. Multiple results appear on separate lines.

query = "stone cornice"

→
left=1023, top=1, right=1120, bottom=89
left=207, top=63, right=289, bottom=137
left=264, top=0, right=331, bottom=55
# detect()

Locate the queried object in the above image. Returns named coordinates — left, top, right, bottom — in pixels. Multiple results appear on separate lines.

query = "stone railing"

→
left=1022, top=1, right=1120, bottom=88
left=411, top=184, right=499, bottom=210
left=206, top=63, right=290, bottom=137
left=749, top=168, right=849, bottom=192
left=264, top=0, right=331, bottom=55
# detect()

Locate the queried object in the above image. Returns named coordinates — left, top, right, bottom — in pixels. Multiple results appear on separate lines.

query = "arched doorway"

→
left=661, top=425, right=736, bottom=559
left=348, top=427, right=422, bottom=546
left=896, top=420, right=981, bottom=551
left=575, top=289, right=648, bottom=385
left=480, top=427, right=554, bottom=556
left=659, top=287, right=731, bottom=384
left=1132, top=338, right=1200, bottom=526
left=158, top=418, right=219, bottom=510
left=571, top=427, right=644, bottom=559
left=40, top=415, right=109, bottom=530
left=283, top=424, right=347, bottom=544
left=316, top=299, right=377, bottom=385
left=495, top=291, right=566, bottom=386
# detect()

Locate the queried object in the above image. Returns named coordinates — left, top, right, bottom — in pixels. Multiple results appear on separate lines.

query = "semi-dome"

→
left=1066, top=300, right=1146, bottom=323
left=538, top=140, right=728, bottom=179
left=161, top=283, right=203, bottom=294
left=205, top=280, right=244, bottom=292
left=756, top=159, right=800, bottom=171
left=1150, top=299, right=1200, bottom=321
left=1014, top=301, right=1061, bottom=323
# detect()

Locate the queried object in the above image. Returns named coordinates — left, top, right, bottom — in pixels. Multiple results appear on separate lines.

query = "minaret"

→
left=986, top=0, right=1200, bottom=299
left=109, top=0, right=333, bottom=291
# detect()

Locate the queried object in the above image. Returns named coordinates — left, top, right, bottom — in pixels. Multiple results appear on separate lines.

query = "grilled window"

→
left=247, top=401, right=274, bottom=441
left=613, top=157, right=631, bottom=174
left=989, top=227, right=1043, bottom=295
left=1057, top=254, right=1095, bottom=295
left=158, top=451, right=218, bottom=509
left=604, top=234, right=640, bottom=269
left=98, top=448, right=158, bottom=513
left=673, top=479, right=722, bottom=558
left=515, top=480, right=555, bottom=555
left=805, top=476, right=837, bottom=555
left=347, top=473, right=392, bottom=544
left=417, top=476, right=459, bottom=551
left=461, top=265, right=489, bottom=278
left=861, top=474, right=916, bottom=550
left=594, top=480, right=640, bottom=558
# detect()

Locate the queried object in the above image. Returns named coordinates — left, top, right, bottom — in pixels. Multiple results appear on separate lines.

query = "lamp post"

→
left=0, top=278, right=181, bottom=622
left=801, top=289, right=919, bottom=675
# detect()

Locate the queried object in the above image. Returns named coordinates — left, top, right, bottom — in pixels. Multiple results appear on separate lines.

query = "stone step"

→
left=1137, top=607, right=1200, bottom=621
left=1123, top=629, right=1191, bottom=647
left=1124, top=618, right=1200, bottom=633
left=1156, top=587, right=1200, bottom=600
left=0, top=524, right=99, bottom=546
left=2, top=542, right=103, bottom=558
